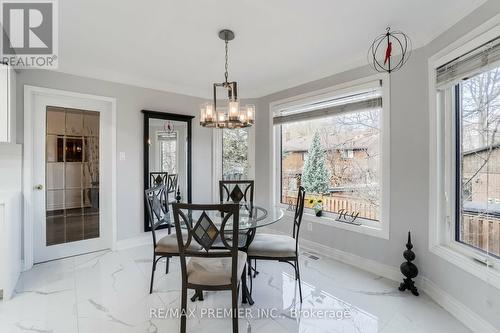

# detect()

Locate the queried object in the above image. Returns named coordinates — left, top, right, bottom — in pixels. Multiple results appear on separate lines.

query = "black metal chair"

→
left=247, top=186, right=306, bottom=302
left=172, top=203, right=246, bottom=333
left=145, top=185, right=200, bottom=294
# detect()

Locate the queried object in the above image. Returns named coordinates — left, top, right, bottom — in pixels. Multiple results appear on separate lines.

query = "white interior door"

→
left=30, top=89, right=115, bottom=263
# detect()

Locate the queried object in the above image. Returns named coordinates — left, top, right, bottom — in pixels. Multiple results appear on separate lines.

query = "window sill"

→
left=282, top=208, right=389, bottom=240
left=429, top=243, right=500, bottom=290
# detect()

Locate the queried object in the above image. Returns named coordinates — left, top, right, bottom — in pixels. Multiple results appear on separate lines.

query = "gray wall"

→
left=15, top=70, right=217, bottom=241
left=255, top=1, right=500, bottom=329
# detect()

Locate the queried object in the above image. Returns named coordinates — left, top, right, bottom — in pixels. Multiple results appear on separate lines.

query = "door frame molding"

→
left=23, top=85, right=117, bottom=270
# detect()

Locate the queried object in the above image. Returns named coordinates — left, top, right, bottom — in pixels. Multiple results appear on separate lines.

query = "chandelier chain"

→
left=224, top=38, right=229, bottom=84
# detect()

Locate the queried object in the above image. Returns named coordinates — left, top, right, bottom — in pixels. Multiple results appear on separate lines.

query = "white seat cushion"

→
left=247, top=234, right=297, bottom=258
left=186, top=251, right=247, bottom=286
left=155, top=231, right=200, bottom=253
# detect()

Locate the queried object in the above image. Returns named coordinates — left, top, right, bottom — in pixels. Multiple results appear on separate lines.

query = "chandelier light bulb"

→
left=206, top=103, right=214, bottom=119
left=228, top=100, right=240, bottom=121
left=200, top=106, right=206, bottom=123
left=246, top=104, right=255, bottom=124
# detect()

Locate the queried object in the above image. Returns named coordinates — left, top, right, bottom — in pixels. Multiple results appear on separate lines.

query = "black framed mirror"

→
left=142, top=110, right=194, bottom=232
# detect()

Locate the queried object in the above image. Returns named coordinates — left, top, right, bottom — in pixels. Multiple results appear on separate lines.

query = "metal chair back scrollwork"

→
left=219, top=180, right=254, bottom=208
left=167, top=173, right=178, bottom=196
left=150, top=172, right=168, bottom=188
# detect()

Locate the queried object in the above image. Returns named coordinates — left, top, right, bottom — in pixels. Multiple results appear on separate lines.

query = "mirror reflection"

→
left=147, top=118, right=188, bottom=202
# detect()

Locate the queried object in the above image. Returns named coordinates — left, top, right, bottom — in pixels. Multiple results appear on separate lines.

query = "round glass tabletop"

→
left=174, top=205, right=284, bottom=231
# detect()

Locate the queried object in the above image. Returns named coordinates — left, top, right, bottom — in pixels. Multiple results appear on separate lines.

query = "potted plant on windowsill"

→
left=309, top=197, right=324, bottom=217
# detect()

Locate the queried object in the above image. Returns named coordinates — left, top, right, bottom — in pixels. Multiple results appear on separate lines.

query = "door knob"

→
left=34, top=184, right=44, bottom=190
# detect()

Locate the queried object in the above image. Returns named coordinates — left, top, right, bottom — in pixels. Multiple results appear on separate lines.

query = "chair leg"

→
left=295, top=259, right=303, bottom=303
left=180, top=286, right=188, bottom=333
left=149, top=255, right=157, bottom=294
left=247, top=259, right=253, bottom=295
left=165, top=257, right=170, bottom=274
left=253, top=259, right=259, bottom=277
left=232, top=284, right=239, bottom=333
left=190, top=289, right=204, bottom=302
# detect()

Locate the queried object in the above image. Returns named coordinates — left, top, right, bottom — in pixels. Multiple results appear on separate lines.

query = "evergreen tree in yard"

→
left=302, top=131, right=330, bottom=194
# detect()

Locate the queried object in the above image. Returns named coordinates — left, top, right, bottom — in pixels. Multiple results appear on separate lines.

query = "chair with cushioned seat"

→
left=172, top=202, right=246, bottom=333
left=145, top=185, right=201, bottom=294
left=247, top=186, right=306, bottom=302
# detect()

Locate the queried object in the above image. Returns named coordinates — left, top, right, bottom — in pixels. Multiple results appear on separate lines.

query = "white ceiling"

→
left=59, top=0, right=486, bottom=98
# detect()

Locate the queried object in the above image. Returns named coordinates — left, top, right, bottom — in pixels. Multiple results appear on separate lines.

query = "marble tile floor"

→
left=0, top=245, right=471, bottom=333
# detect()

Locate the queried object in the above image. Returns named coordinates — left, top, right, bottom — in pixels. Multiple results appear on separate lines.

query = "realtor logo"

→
left=1, top=0, right=58, bottom=68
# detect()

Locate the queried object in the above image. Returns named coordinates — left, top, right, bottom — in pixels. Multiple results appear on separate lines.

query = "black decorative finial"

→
left=176, top=186, right=182, bottom=203
left=399, top=231, right=419, bottom=296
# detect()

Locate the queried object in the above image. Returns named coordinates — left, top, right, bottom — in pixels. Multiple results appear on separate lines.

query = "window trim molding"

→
left=428, top=13, right=500, bottom=290
left=271, top=73, right=390, bottom=240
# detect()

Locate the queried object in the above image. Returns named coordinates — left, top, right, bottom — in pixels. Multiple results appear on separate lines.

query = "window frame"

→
left=271, top=74, right=391, bottom=239
left=429, top=16, right=500, bottom=290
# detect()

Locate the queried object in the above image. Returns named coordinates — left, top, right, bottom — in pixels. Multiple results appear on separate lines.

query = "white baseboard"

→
left=299, top=238, right=402, bottom=282
left=294, top=235, right=499, bottom=333
left=419, top=276, right=499, bottom=333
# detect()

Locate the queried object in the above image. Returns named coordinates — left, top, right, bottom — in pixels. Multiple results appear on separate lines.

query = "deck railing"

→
left=281, top=193, right=379, bottom=221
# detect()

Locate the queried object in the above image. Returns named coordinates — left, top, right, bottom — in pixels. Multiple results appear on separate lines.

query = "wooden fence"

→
left=461, top=214, right=500, bottom=257
left=282, top=193, right=379, bottom=221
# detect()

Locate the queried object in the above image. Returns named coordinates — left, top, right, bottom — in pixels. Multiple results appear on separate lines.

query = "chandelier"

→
left=200, top=29, right=255, bottom=129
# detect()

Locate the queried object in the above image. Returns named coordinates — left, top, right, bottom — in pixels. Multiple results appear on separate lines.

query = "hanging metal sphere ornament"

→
left=368, top=27, right=411, bottom=74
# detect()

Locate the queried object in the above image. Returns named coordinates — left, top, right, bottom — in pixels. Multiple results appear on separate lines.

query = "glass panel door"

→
left=45, top=107, right=100, bottom=246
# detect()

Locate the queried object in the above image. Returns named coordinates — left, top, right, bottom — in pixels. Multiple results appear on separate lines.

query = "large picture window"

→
left=456, top=68, right=500, bottom=258
left=280, top=110, right=380, bottom=220
left=273, top=78, right=389, bottom=234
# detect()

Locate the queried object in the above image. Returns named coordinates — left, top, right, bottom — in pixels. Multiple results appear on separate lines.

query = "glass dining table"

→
left=170, top=204, right=285, bottom=305
left=182, top=205, right=285, bottom=231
